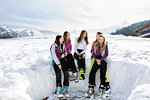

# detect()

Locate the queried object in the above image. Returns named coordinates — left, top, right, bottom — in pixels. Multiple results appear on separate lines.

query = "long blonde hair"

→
left=95, top=34, right=106, bottom=54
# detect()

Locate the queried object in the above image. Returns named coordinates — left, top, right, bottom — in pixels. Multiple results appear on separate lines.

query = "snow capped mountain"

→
left=0, top=24, right=19, bottom=39
left=39, top=30, right=59, bottom=35
left=19, top=29, right=42, bottom=37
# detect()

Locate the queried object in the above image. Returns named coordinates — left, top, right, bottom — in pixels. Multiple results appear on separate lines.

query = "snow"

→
left=127, top=84, right=150, bottom=100
left=0, top=34, right=150, bottom=100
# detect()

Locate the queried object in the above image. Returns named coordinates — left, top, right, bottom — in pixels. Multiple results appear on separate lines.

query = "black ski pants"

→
left=53, top=58, right=69, bottom=87
left=74, top=49, right=86, bottom=71
left=66, top=54, right=77, bottom=73
left=89, top=60, right=107, bottom=86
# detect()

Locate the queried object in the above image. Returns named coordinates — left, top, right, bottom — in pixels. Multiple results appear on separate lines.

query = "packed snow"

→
left=0, top=34, right=150, bottom=100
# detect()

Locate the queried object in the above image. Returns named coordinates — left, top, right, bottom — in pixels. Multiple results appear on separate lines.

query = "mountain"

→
left=19, top=29, right=42, bottom=37
left=0, top=24, right=19, bottom=39
left=111, top=20, right=150, bottom=36
left=70, top=22, right=129, bottom=35
left=88, top=25, right=123, bottom=34
left=70, top=26, right=119, bottom=35
left=39, top=30, right=59, bottom=34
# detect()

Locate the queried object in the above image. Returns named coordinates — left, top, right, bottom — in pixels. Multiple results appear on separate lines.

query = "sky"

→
left=0, top=0, right=150, bottom=32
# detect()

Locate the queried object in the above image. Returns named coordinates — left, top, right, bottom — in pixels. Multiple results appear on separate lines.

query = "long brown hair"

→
left=95, top=35, right=106, bottom=54
left=63, top=31, right=71, bottom=45
left=55, top=35, right=63, bottom=53
left=77, top=30, right=89, bottom=45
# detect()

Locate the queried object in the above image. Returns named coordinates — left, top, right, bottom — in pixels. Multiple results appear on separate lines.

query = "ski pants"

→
left=53, top=58, right=69, bottom=87
left=89, top=60, right=107, bottom=86
left=66, top=54, right=78, bottom=73
left=74, top=49, right=86, bottom=71
left=90, top=58, right=110, bottom=86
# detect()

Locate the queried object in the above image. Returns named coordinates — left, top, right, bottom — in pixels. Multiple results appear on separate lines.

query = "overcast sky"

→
left=0, top=0, right=150, bottom=32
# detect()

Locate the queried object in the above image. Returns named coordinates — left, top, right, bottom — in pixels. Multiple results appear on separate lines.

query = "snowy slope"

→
left=0, top=34, right=150, bottom=100
left=19, top=29, right=42, bottom=37
left=0, top=24, right=19, bottom=38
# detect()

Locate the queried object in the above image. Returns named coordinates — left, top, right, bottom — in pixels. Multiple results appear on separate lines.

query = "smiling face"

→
left=59, top=37, right=63, bottom=44
left=98, top=36, right=104, bottom=44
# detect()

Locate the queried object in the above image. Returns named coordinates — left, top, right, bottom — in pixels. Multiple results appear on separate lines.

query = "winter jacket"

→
left=91, top=41, right=96, bottom=53
left=91, top=41, right=108, bottom=53
left=65, top=40, right=72, bottom=54
left=50, top=43, right=67, bottom=65
left=92, top=42, right=108, bottom=61
left=74, top=38, right=87, bottom=54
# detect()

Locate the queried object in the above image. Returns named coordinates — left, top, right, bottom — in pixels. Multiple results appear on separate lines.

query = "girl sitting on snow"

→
left=74, top=30, right=89, bottom=80
left=85, top=34, right=109, bottom=98
left=63, top=31, right=79, bottom=83
left=50, top=35, right=69, bottom=98
left=90, top=32, right=111, bottom=93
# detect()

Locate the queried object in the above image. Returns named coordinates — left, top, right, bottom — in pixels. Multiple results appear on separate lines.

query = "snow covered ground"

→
left=0, top=34, right=150, bottom=100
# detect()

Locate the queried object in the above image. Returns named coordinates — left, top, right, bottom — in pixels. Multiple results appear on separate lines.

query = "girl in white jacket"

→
left=74, top=30, right=89, bottom=80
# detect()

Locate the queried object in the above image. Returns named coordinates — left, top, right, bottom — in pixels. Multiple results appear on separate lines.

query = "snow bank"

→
left=0, top=34, right=150, bottom=100
left=48, top=58, right=150, bottom=100
left=127, top=84, right=150, bottom=100
left=0, top=72, right=31, bottom=100
left=107, top=60, right=150, bottom=100
left=0, top=36, right=56, bottom=100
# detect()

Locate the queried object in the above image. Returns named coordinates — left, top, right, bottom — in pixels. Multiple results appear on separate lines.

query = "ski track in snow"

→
left=0, top=34, right=150, bottom=100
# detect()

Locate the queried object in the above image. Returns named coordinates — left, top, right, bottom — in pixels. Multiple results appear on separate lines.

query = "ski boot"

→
left=103, top=85, right=112, bottom=99
left=56, top=86, right=63, bottom=98
left=68, top=71, right=74, bottom=81
left=74, top=72, right=79, bottom=83
left=63, top=85, right=69, bottom=98
left=85, top=84, right=94, bottom=98
left=79, top=68, right=85, bottom=80
left=105, top=85, right=111, bottom=94
left=98, top=84, right=105, bottom=99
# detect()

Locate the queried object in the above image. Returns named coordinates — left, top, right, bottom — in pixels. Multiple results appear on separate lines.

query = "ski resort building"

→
left=132, top=24, right=150, bottom=38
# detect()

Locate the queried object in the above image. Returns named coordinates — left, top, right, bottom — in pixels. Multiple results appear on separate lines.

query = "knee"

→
left=56, top=72, right=61, bottom=76
left=89, top=73, right=95, bottom=79
left=101, top=60, right=107, bottom=66
left=56, top=72, right=61, bottom=78
left=64, top=71, right=69, bottom=77
left=100, top=74, right=106, bottom=79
